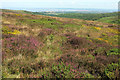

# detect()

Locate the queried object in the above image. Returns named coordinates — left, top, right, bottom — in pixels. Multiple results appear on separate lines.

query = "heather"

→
left=1, top=9, right=120, bottom=79
left=2, top=35, right=40, bottom=59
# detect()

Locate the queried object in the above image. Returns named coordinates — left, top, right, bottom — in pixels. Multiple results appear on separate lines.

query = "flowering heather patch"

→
left=38, top=28, right=54, bottom=40
left=51, top=61, right=87, bottom=78
left=42, top=28, right=54, bottom=35
left=66, top=35, right=93, bottom=49
left=2, top=35, right=41, bottom=59
left=4, top=59, right=45, bottom=75
left=2, top=34, right=14, bottom=39
left=51, top=61, right=95, bottom=78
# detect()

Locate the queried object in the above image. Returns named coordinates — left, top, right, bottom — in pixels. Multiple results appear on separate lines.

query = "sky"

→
left=1, top=0, right=120, bottom=9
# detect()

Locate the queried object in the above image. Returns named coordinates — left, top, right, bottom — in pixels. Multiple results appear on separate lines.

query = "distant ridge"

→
left=1, top=8, right=117, bottom=13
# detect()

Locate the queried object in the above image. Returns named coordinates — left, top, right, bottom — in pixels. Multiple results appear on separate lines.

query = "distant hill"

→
left=97, top=16, right=119, bottom=24
left=33, top=12, right=119, bottom=25
left=1, top=9, right=119, bottom=24
left=51, top=12, right=119, bottom=24
left=54, top=13, right=118, bottom=20
left=1, top=9, right=33, bottom=14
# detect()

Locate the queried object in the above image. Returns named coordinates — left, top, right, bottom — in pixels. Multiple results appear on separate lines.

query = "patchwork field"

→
left=1, top=9, right=120, bottom=78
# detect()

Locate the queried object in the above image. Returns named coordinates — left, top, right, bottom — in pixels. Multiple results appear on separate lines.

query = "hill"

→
left=48, top=12, right=119, bottom=24
left=97, top=16, right=119, bottom=24
left=1, top=9, right=120, bottom=78
left=1, top=9, right=119, bottom=24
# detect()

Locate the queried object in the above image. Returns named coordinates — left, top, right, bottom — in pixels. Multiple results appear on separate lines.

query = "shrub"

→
left=42, top=28, right=54, bottom=35
left=2, top=26, right=21, bottom=35
left=2, top=34, right=14, bottom=39
left=2, top=35, right=41, bottom=59
left=81, top=72, right=94, bottom=78
left=57, top=52, right=108, bottom=77
left=5, top=59, right=45, bottom=75
left=93, top=47, right=107, bottom=56
left=51, top=62, right=74, bottom=78
left=38, top=28, right=54, bottom=39
left=104, top=63, right=120, bottom=79
left=2, top=26, right=11, bottom=34
left=66, top=35, right=93, bottom=49
left=107, top=48, right=120, bottom=56
left=8, top=30, right=21, bottom=35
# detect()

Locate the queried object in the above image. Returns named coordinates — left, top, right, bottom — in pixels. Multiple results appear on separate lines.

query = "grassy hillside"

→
left=30, top=11, right=119, bottom=24
left=97, top=16, right=119, bottom=24
left=2, top=9, right=118, bottom=24
left=1, top=9, right=120, bottom=78
left=36, top=12, right=119, bottom=25
left=1, top=9, right=119, bottom=24
left=55, top=12, right=118, bottom=20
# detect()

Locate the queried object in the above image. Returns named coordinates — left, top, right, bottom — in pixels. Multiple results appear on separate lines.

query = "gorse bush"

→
left=2, top=35, right=41, bottom=59
left=8, top=30, right=21, bottom=35
left=2, top=26, right=21, bottom=35
left=2, top=26, right=11, bottom=34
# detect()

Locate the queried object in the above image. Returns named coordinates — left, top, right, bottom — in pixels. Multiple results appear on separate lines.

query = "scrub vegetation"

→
left=1, top=9, right=120, bottom=79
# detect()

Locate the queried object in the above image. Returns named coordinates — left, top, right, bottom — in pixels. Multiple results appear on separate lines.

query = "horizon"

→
left=1, top=0, right=119, bottom=10
left=1, top=7, right=118, bottom=10
left=1, top=8, right=118, bottom=13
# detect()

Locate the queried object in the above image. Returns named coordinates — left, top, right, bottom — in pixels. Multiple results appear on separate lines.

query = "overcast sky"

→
left=1, top=0, right=120, bottom=9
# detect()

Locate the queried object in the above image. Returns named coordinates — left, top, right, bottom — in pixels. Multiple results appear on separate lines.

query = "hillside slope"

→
left=1, top=9, right=119, bottom=25
left=1, top=10, right=120, bottom=78
left=97, top=16, right=119, bottom=24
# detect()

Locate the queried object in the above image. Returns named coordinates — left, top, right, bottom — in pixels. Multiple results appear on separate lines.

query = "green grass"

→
left=97, top=16, right=119, bottom=24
